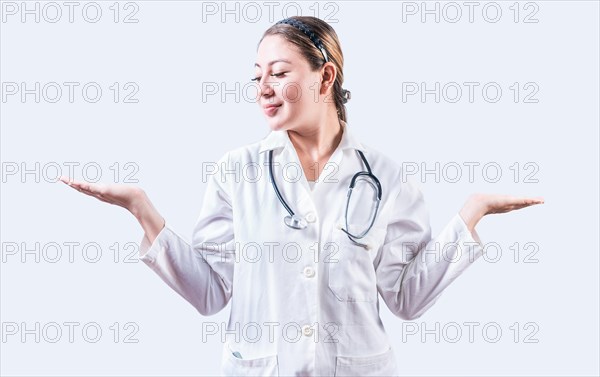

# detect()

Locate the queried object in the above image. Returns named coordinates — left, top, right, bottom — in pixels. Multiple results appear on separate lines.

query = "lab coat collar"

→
left=258, top=120, right=366, bottom=154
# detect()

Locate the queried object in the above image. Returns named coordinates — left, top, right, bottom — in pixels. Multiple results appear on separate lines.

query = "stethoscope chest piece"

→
left=284, top=214, right=308, bottom=230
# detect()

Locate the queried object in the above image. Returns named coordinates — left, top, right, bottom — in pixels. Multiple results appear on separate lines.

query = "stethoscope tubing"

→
left=268, top=148, right=382, bottom=242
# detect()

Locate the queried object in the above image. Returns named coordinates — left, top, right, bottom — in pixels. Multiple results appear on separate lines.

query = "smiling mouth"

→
left=263, top=104, right=281, bottom=116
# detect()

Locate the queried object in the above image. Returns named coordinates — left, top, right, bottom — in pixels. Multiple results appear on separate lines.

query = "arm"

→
left=374, top=178, right=544, bottom=321
left=130, top=190, right=166, bottom=245
left=137, top=152, right=235, bottom=316
left=374, top=178, right=485, bottom=321
left=58, top=152, right=236, bottom=316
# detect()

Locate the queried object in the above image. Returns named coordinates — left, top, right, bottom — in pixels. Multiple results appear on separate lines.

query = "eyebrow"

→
left=254, top=59, right=292, bottom=68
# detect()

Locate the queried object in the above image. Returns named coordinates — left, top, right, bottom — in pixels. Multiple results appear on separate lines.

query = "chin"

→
left=266, top=118, right=288, bottom=132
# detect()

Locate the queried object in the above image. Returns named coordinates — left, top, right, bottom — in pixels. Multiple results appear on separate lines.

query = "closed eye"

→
left=250, top=72, right=287, bottom=82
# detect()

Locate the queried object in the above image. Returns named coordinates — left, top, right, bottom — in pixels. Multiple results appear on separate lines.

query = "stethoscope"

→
left=268, top=148, right=382, bottom=246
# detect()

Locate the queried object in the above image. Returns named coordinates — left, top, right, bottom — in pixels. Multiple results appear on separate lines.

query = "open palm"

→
left=58, top=176, right=143, bottom=211
left=479, top=193, right=544, bottom=215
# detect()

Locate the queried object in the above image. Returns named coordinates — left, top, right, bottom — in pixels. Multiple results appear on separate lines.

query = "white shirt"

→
left=138, top=120, right=484, bottom=376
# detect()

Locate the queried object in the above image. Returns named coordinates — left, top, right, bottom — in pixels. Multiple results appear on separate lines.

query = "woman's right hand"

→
left=58, top=176, right=144, bottom=213
left=59, top=176, right=165, bottom=243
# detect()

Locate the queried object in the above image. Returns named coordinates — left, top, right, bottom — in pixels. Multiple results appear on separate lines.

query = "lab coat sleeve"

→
left=374, top=177, right=484, bottom=320
left=137, top=152, right=235, bottom=316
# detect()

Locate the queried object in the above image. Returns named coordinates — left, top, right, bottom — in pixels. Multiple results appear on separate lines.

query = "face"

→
left=253, top=34, right=330, bottom=131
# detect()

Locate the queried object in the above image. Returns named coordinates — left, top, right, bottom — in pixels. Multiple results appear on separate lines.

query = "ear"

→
left=320, top=63, right=337, bottom=95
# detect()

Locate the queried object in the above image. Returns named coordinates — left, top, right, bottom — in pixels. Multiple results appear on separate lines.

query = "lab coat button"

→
left=303, top=266, right=315, bottom=278
left=302, top=325, right=313, bottom=337
left=305, top=212, right=316, bottom=223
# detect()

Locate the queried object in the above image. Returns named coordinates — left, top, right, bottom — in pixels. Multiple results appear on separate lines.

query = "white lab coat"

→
left=138, top=120, right=484, bottom=376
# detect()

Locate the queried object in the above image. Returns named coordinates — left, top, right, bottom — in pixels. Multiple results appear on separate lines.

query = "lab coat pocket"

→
left=334, top=347, right=398, bottom=377
left=221, top=341, right=279, bottom=377
left=327, top=221, right=387, bottom=303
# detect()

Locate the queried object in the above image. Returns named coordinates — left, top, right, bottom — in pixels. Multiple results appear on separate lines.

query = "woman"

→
left=60, top=16, right=544, bottom=377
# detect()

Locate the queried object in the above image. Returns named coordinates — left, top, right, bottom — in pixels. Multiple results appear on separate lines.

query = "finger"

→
left=60, top=176, right=86, bottom=186
left=519, top=197, right=545, bottom=206
left=59, top=176, right=79, bottom=186
left=76, top=185, right=114, bottom=202
left=78, top=189, right=118, bottom=206
left=96, top=195, right=118, bottom=206
left=74, top=187, right=95, bottom=197
left=69, top=183, right=98, bottom=196
left=66, top=182, right=87, bottom=193
left=79, top=187, right=104, bottom=198
left=72, top=181, right=101, bottom=195
left=503, top=200, right=543, bottom=212
left=61, top=177, right=84, bottom=188
left=94, top=195, right=111, bottom=204
left=65, top=182, right=83, bottom=192
left=488, top=198, right=544, bottom=214
left=502, top=196, right=544, bottom=207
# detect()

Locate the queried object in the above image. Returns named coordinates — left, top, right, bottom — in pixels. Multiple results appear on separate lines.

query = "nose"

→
left=258, top=77, right=275, bottom=100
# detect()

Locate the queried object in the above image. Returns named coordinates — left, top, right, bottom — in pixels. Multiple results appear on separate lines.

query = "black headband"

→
left=275, top=18, right=329, bottom=63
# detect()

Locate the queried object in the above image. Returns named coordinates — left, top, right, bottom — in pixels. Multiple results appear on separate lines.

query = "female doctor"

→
left=60, top=16, right=544, bottom=377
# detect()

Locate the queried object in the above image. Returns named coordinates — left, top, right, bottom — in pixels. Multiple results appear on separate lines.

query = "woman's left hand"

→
left=459, top=193, right=545, bottom=232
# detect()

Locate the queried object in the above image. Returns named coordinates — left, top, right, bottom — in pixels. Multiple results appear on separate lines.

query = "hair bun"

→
left=342, top=89, right=351, bottom=104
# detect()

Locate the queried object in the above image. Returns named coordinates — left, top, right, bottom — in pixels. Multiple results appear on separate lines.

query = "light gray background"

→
left=1, top=1, right=598, bottom=375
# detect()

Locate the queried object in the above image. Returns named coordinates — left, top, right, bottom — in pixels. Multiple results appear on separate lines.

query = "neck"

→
left=287, top=114, right=343, bottom=161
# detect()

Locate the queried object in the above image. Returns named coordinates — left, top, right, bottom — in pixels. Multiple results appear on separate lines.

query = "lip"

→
left=262, top=103, right=282, bottom=109
left=263, top=103, right=282, bottom=116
